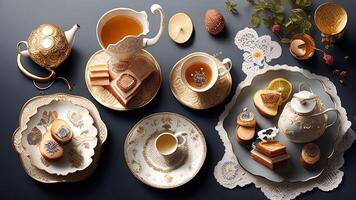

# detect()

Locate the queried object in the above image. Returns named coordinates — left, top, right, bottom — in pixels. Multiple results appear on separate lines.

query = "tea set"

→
left=12, top=1, right=346, bottom=190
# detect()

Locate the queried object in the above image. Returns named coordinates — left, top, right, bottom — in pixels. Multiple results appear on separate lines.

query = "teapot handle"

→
left=17, top=42, right=56, bottom=82
left=311, top=108, right=339, bottom=129
left=142, top=4, right=165, bottom=48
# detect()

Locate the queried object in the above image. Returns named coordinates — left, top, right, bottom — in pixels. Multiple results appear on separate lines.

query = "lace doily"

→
left=234, top=28, right=281, bottom=74
left=214, top=28, right=355, bottom=200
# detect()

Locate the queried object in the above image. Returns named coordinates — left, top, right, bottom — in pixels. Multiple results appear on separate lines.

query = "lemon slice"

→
left=168, top=13, right=193, bottom=44
left=267, top=78, right=293, bottom=103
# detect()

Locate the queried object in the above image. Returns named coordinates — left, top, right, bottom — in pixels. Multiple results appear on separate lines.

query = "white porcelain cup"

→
left=180, top=55, right=232, bottom=93
left=154, top=131, right=186, bottom=156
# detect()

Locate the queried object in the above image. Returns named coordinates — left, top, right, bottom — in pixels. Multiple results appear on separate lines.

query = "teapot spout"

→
left=65, top=24, right=80, bottom=47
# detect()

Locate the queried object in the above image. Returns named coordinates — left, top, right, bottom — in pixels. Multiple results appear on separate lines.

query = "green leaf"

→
left=295, top=0, right=311, bottom=7
left=251, top=15, right=261, bottom=27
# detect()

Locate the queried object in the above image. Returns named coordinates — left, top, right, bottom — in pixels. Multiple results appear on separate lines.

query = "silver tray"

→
left=224, top=69, right=340, bottom=182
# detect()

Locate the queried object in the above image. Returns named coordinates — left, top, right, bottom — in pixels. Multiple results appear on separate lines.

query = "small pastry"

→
left=118, top=73, right=137, bottom=93
left=106, top=71, right=142, bottom=107
left=236, top=126, right=255, bottom=146
left=50, top=119, right=73, bottom=144
left=236, top=108, right=256, bottom=127
left=300, top=143, right=320, bottom=169
left=108, top=60, right=129, bottom=79
left=39, top=132, right=64, bottom=161
left=89, top=64, right=110, bottom=86
left=129, top=55, right=156, bottom=81
left=251, top=149, right=290, bottom=170
left=254, top=89, right=282, bottom=117
left=256, top=140, right=286, bottom=157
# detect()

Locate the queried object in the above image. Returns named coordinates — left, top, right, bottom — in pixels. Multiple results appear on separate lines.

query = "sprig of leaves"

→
left=248, top=0, right=312, bottom=38
left=225, top=0, right=238, bottom=14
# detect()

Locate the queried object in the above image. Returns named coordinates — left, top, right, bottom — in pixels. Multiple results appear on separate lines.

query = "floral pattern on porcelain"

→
left=125, top=112, right=206, bottom=189
left=21, top=100, right=98, bottom=176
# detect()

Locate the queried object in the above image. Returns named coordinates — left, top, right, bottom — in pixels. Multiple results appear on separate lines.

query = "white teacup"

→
left=180, top=54, right=232, bottom=93
left=155, top=132, right=186, bottom=156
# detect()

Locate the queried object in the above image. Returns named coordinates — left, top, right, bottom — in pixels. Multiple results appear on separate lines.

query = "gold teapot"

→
left=17, top=24, right=80, bottom=82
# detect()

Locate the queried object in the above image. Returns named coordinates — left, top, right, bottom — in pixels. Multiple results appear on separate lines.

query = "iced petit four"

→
left=89, top=64, right=110, bottom=86
left=254, top=89, right=282, bottom=117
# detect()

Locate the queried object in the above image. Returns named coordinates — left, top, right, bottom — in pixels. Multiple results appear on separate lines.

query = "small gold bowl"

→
left=314, top=2, right=347, bottom=35
left=289, top=34, right=315, bottom=60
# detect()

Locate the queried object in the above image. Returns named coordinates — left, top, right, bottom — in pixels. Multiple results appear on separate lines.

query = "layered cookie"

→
left=89, top=64, right=110, bottom=86
left=251, top=140, right=290, bottom=170
left=236, top=108, right=256, bottom=146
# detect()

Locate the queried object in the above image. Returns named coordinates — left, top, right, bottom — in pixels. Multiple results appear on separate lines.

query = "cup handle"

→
left=17, top=41, right=56, bottom=82
left=143, top=4, right=165, bottom=48
left=218, top=58, right=232, bottom=77
left=175, top=132, right=187, bottom=148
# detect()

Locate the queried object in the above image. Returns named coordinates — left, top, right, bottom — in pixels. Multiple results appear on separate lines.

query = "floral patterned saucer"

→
left=125, top=112, right=207, bottom=189
left=21, top=97, right=98, bottom=176
left=169, top=52, right=232, bottom=110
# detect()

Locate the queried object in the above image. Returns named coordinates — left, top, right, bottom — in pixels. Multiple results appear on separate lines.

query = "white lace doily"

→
left=214, top=28, right=355, bottom=200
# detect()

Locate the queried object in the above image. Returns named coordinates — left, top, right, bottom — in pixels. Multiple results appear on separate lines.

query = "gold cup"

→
left=314, top=2, right=347, bottom=41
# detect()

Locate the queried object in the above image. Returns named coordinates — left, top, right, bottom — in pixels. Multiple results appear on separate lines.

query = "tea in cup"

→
left=155, top=132, right=186, bottom=156
left=96, top=4, right=165, bottom=60
left=180, top=55, right=232, bottom=93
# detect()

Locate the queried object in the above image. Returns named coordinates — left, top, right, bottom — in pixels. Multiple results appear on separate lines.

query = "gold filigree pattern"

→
left=28, top=24, right=70, bottom=68
left=169, top=52, right=232, bottom=109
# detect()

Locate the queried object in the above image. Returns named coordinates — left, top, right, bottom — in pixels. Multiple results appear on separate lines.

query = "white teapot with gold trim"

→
left=278, top=90, right=338, bottom=143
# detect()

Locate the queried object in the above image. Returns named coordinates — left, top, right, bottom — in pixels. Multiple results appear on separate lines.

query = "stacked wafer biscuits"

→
left=250, top=140, right=290, bottom=170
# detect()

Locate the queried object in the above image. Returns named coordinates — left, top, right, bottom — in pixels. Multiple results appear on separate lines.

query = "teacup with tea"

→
left=96, top=4, right=165, bottom=60
left=180, top=55, right=232, bottom=93
left=155, top=131, right=187, bottom=157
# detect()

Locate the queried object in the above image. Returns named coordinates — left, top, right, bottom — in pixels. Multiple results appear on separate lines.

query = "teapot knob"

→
left=291, top=91, right=318, bottom=114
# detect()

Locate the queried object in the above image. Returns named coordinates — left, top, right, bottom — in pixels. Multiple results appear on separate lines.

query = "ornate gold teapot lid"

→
left=291, top=90, right=317, bottom=114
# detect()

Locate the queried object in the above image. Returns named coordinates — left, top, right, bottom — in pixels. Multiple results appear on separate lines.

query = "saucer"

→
left=169, top=52, right=232, bottom=109
left=13, top=94, right=107, bottom=183
left=85, top=49, right=162, bottom=111
left=125, top=112, right=206, bottom=188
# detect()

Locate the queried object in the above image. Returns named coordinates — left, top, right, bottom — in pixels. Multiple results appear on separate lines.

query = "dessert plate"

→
left=125, top=112, right=206, bottom=188
left=13, top=94, right=107, bottom=182
left=85, top=49, right=162, bottom=111
left=169, top=52, right=232, bottom=110
left=223, top=68, right=340, bottom=182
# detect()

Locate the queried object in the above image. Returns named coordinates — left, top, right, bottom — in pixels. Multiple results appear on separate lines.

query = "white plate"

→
left=21, top=99, right=98, bottom=176
left=125, top=112, right=206, bottom=189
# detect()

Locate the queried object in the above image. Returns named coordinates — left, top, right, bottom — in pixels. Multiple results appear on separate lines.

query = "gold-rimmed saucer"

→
left=169, top=52, right=232, bottom=110
left=124, top=112, right=207, bottom=189
left=85, top=49, right=162, bottom=111
left=12, top=93, right=107, bottom=183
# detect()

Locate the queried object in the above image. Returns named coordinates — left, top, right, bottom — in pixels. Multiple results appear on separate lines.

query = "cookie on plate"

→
left=39, top=132, right=64, bottom=161
left=50, top=119, right=73, bottom=144
left=300, top=143, right=320, bottom=169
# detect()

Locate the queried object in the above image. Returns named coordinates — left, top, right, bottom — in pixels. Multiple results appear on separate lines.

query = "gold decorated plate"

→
left=12, top=93, right=108, bottom=183
left=169, top=52, right=232, bottom=110
left=85, top=49, right=162, bottom=111
left=124, top=112, right=207, bottom=189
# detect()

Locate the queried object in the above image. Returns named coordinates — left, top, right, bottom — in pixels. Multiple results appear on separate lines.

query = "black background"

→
left=1, top=0, right=355, bottom=199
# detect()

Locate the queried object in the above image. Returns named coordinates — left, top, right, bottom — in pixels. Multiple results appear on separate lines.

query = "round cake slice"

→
left=39, top=132, right=64, bottom=161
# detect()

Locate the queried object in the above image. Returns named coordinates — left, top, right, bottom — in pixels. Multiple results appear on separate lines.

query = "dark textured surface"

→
left=0, top=0, right=355, bottom=199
